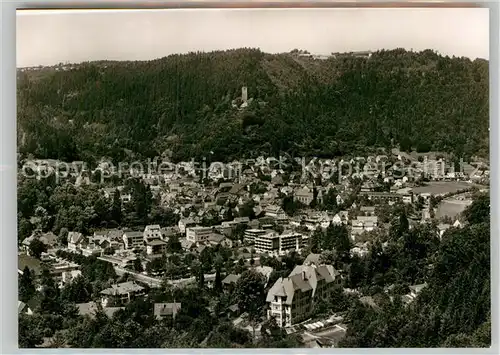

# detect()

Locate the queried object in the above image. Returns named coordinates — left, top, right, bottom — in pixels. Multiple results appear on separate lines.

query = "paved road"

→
left=112, top=265, right=198, bottom=288
left=113, top=266, right=163, bottom=287
left=98, top=256, right=206, bottom=288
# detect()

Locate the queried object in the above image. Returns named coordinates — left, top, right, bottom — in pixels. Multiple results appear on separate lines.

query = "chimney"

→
left=241, top=86, right=248, bottom=103
left=302, top=271, right=306, bottom=281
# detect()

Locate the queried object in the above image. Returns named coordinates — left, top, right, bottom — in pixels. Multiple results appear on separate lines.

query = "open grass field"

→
left=412, top=181, right=478, bottom=195
left=436, top=199, right=473, bottom=220
left=18, top=253, right=42, bottom=275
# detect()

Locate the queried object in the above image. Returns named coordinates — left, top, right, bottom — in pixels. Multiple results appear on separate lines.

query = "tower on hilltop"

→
left=241, top=86, right=248, bottom=103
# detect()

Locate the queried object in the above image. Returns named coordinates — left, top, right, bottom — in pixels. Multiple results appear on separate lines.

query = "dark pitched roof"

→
left=76, top=302, right=124, bottom=318
left=154, top=303, right=181, bottom=318
left=409, top=283, right=428, bottom=294
left=271, top=175, right=284, bottom=185
left=229, top=183, right=245, bottom=195
left=100, top=281, right=145, bottom=296
left=233, top=217, right=250, bottom=223
left=289, top=273, right=313, bottom=292
left=207, top=234, right=225, bottom=243
left=146, top=239, right=167, bottom=246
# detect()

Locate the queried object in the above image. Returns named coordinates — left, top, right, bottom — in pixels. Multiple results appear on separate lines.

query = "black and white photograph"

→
left=16, top=6, right=490, bottom=348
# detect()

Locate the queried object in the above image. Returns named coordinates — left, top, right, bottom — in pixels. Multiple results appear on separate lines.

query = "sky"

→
left=16, top=8, right=489, bottom=67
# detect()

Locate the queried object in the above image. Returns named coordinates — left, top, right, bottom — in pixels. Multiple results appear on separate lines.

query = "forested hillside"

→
left=17, top=48, right=489, bottom=163
left=339, top=193, right=490, bottom=347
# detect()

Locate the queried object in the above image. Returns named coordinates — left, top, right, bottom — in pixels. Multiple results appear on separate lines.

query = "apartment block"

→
left=123, top=231, right=144, bottom=249
left=186, top=226, right=214, bottom=243
left=244, top=229, right=268, bottom=244
left=254, top=232, right=302, bottom=256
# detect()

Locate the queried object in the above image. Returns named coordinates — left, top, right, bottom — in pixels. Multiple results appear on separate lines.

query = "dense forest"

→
left=339, top=192, right=491, bottom=347
left=17, top=48, right=489, bottom=164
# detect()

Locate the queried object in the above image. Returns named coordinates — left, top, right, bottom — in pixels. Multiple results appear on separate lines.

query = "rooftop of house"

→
left=271, top=175, right=284, bottom=185
left=246, top=228, right=267, bottom=233
left=396, top=187, right=413, bottom=195
left=179, top=217, right=196, bottom=224
left=187, top=226, right=214, bottom=231
left=123, top=231, right=144, bottom=238
left=89, top=234, right=109, bottom=244
left=162, top=226, right=181, bottom=235
left=290, top=264, right=336, bottom=284
left=204, top=274, right=217, bottom=282
left=265, top=205, right=285, bottom=213
left=180, top=239, right=195, bottom=249
left=266, top=275, right=311, bottom=305
left=68, top=231, right=84, bottom=244
left=154, top=302, right=182, bottom=318
left=256, top=232, right=280, bottom=240
left=206, top=233, right=224, bottom=242
left=359, top=191, right=402, bottom=197
left=18, top=301, right=27, bottom=314
left=21, top=235, right=35, bottom=246
left=222, top=274, right=241, bottom=284
left=76, top=301, right=124, bottom=318
left=100, top=281, right=145, bottom=296
left=29, top=232, right=57, bottom=246
left=229, top=183, right=245, bottom=194
left=146, top=239, right=167, bottom=246
left=295, top=186, right=313, bottom=196
left=409, top=283, right=428, bottom=294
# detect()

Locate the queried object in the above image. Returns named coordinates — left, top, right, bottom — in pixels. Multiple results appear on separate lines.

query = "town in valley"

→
left=16, top=7, right=491, bottom=349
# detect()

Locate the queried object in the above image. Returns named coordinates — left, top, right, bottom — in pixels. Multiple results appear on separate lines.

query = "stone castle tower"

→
left=241, top=86, right=248, bottom=103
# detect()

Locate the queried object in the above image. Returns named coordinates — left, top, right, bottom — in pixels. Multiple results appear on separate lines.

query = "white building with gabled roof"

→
left=266, top=264, right=339, bottom=327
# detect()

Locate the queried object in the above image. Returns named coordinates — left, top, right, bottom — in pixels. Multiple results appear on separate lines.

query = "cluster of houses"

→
left=18, top=253, right=81, bottom=290
left=22, top=149, right=482, bottom=275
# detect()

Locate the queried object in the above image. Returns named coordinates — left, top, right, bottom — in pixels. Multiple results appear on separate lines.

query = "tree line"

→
left=17, top=48, right=488, bottom=164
